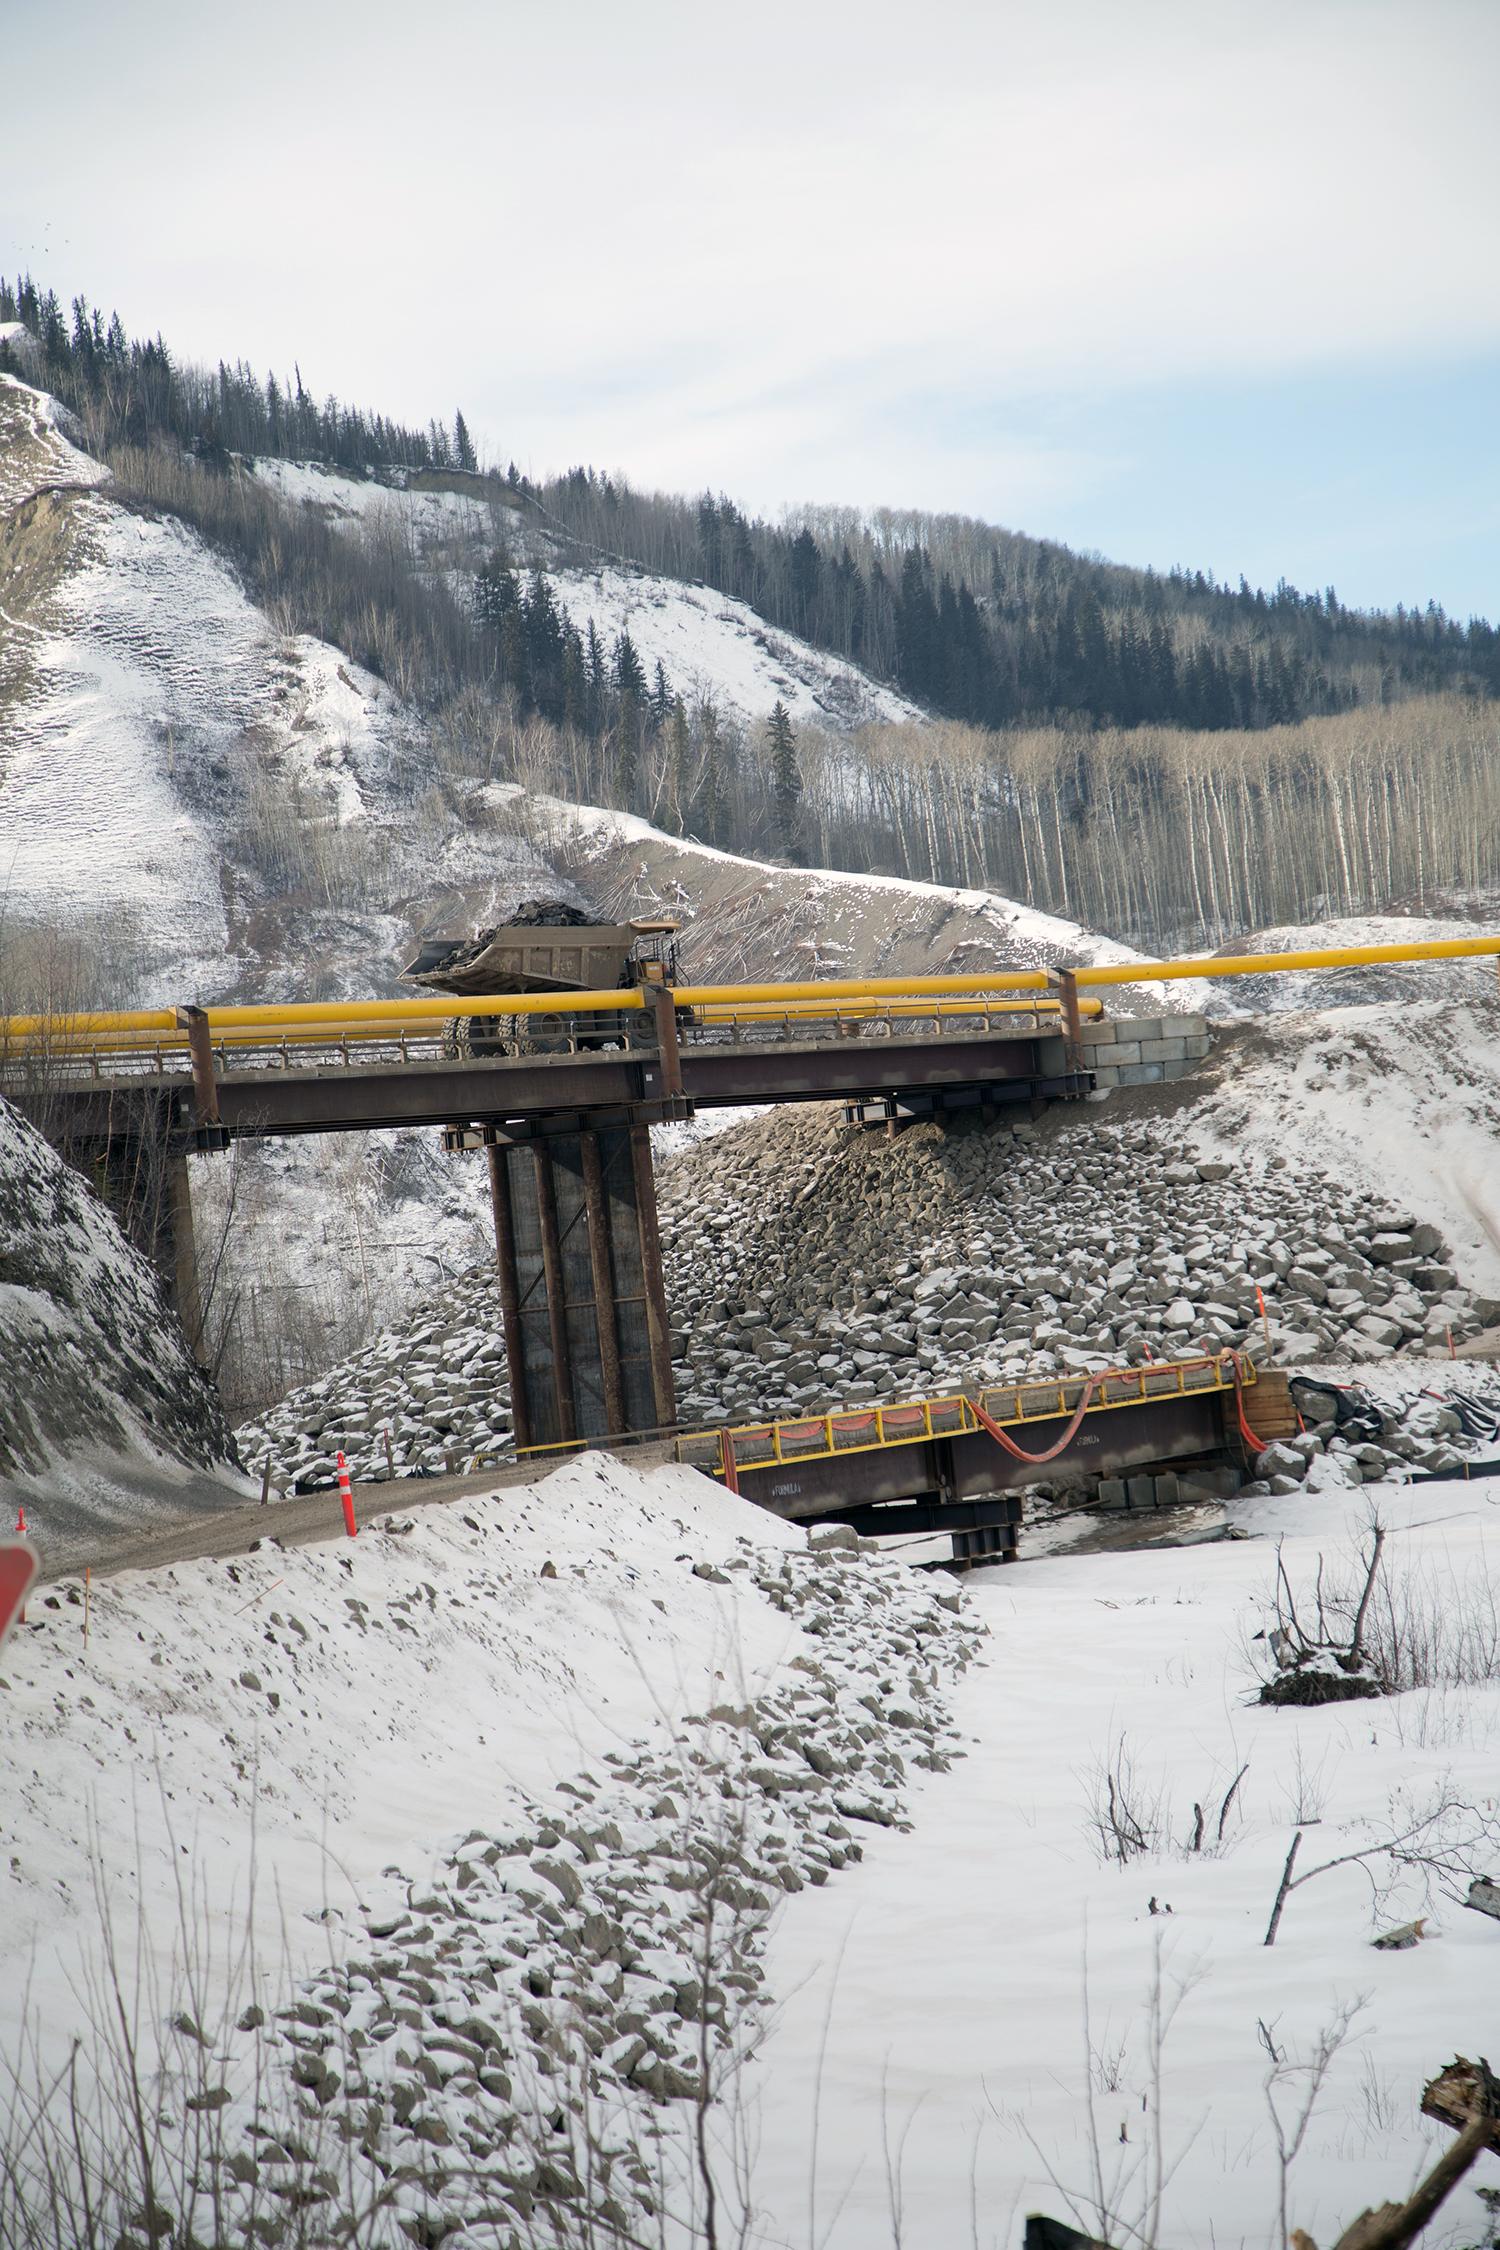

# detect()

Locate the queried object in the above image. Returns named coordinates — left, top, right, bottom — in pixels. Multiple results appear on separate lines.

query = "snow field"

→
left=1, top=1454, right=983, bottom=2248
left=747, top=1472, right=1500, bottom=2249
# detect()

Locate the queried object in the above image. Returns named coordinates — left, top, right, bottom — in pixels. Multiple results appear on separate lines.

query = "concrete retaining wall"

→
left=1039, top=1013, right=1213, bottom=1089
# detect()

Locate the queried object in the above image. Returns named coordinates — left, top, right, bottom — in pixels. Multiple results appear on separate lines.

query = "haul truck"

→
left=402, top=902, right=680, bottom=1054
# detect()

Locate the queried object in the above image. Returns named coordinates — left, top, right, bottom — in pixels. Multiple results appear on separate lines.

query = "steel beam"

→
left=487, top=1122, right=676, bottom=1450
left=34, top=1028, right=1078, bottom=1146
left=485, top=1142, right=531, bottom=1454
left=630, top=1124, right=678, bottom=1431
left=532, top=1144, right=577, bottom=1446
left=579, top=1130, right=626, bottom=1431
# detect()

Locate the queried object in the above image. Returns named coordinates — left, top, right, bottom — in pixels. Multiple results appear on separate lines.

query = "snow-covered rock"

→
left=0, top=1095, right=239, bottom=1558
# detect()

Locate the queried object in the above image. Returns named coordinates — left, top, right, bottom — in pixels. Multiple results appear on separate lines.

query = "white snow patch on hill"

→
left=251, top=455, right=511, bottom=564
left=0, top=372, right=106, bottom=510
left=249, top=455, right=927, bottom=732
left=1, top=1453, right=801, bottom=2072
left=1, top=472, right=421, bottom=993
left=1192, top=995, right=1500, bottom=1300
left=549, top=560, right=925, bottom=731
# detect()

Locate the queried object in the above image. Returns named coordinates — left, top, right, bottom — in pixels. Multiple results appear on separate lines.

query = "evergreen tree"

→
left=766, top=699, right=804, bottom=862
left=614, top=685, right=642, bottom=810
left=474, top=552, right=520, bottom=635
left=650, top=659, right=673, bottom=735
left=454, top=411, right=477, bottom=472
left=695, top=701, right=727, bottom=845
left=614, top=628, right=647, bottom=709
left=665, top=697, right=692, bottom=834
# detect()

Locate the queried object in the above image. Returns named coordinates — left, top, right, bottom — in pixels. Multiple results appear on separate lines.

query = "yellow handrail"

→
left=692, top=1351, right=1249, bottom=1476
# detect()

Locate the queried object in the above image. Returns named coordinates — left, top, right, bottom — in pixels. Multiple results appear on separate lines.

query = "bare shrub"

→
left=1255, top=1516, right=1500, bottom=1708
left=1083, top=1736, right=1248, bottom=1868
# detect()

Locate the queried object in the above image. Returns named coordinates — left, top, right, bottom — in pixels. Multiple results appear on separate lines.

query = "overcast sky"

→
left=5, top=0, right=1498, bottom=615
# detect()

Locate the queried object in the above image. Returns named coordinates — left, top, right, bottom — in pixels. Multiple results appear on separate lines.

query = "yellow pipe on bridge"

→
left=1072, top=935, right=1500, bottom=986
left=1, top=932, right=1497, bottom=1055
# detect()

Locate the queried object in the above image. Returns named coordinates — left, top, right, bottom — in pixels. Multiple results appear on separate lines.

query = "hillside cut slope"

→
left=0, top=1096, right=243, bottom=1564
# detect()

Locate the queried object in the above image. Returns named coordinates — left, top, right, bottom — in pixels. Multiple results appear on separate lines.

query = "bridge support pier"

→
left=485, top=1121, right=676, bottom=1454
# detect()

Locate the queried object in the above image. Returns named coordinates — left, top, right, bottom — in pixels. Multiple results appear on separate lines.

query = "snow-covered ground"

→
left=747, top=1471, right=1500, bottom=2248
left=9, top=1435, right=1500, bottom=2246
left=2, top=1453, right=800, bottom=2074
left=1196, top=996, right=1500, bottom=1305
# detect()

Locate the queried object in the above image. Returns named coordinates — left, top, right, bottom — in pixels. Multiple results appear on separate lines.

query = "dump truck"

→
left=402, top=902, right=681, bottom=1054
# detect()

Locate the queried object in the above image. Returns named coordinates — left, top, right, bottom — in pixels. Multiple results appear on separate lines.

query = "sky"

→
left=4, top=0, right=1498, bottom=618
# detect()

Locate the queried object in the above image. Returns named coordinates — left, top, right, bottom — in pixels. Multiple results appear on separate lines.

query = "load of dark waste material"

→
left=403, top=901, right=611, bottom=993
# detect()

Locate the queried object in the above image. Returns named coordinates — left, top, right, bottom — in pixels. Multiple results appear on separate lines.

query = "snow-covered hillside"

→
left=523, top=792, right=1223, bottom=1009
left=249, top=454, right=925, bottom=732
left=547, top=560, right=924, bottom=729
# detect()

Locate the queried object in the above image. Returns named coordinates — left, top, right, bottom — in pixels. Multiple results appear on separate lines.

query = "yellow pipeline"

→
left=0, top=990, right=646, bottom=1044
left=674, top=971, right=1051, bottom=1003
left=694, top=996, right=1104, bottom=1022
left=1074, top=935, right=1500, bottom=986
left=2, top=933, right=1498, bottom=1053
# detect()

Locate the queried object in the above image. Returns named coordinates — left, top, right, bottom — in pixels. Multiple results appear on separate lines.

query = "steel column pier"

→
left=484, top=1121, right=677, bottom=1450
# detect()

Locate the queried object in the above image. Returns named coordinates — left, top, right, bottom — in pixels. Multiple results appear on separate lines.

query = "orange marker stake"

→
left=336, top=1451, right=358, bottom=1538
left=1256, top=1287, right=1272, bottom=1353
left=1447, top=1325, right=1457, bottom=1360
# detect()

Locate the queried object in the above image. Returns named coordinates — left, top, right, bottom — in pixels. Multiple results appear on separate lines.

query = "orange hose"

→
left=969, top=1378, right=1102, bottom=1465
left=1232, top=1355, right=1269, bottom=1455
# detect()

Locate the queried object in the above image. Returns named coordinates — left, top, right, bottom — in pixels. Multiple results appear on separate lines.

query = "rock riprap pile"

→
left=237, top=1266, right=512, bottom=1489
left=240, top=1101, right=1494, bottom=1488
left=656, top=1104, right=1493, bottom=1427
left=10, top=1486, right=980, bottom=2250
left=1243, top=1369, right=1500, bottom=1495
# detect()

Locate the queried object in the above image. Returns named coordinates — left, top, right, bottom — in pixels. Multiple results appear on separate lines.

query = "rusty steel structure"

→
left=7, top=989, right=1089, bottom=1455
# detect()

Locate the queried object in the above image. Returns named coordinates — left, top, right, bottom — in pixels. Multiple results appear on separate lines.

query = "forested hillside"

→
left=7, top=270, right=1500, bottom=949
left=533, top=473, right=1500, bottom=730
left=10, top=271, right=1497, bottom=741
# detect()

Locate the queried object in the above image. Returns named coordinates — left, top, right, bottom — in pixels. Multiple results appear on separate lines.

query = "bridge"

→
left=2, top=933, right=1494, bottom=1532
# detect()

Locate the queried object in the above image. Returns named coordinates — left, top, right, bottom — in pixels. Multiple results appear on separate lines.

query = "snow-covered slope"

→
left=1202, top=912, right=1500, bottom=1010
left=0, top=1095, right=243, bottom=1560
left=249, top=454, right=926, bottom=732
left=0, top=381, right=436, bottom=996
left=547, top=560, right=924, bottom=729
left=525, top=791, right=1222, bottom=1009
